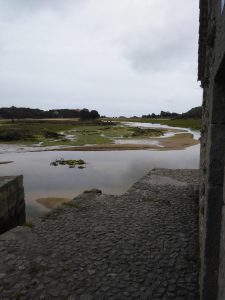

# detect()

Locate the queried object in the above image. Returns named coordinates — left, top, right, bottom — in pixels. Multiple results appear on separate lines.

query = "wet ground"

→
left=0, top=145, right=200, bottom=218
left=0, top=168, right=199, bottom=299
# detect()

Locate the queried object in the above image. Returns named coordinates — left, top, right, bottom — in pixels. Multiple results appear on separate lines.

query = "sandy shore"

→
left=36, top=197, right=72, bottom=209
left=159, top=133, right=199, bottom=150
left=54, top=133, right=199, bottom=152
left=0, top=132, right=199, bottom=154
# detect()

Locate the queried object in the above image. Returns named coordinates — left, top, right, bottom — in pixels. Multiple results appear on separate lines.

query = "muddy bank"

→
left=36, top=197, right=72, bottom=209
left=54, top=133, right=199, bottom=152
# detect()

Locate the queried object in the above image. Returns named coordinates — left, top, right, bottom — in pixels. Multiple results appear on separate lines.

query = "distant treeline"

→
left=142, top=106, right=202, bottom=119
left=0, top=107, right=100, bottom=120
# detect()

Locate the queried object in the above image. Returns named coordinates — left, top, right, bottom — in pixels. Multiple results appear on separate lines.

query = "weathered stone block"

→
left=211, top=82, right=225, bottom=124
left=200, top=185, right=223, bottom=300
left=0, top=176, right=25, bottom=234
left=199, top=1, right=225, bottom=299
left=207, top=124, right=225, bottom=185
left=218, top=203, right=225, bottom=300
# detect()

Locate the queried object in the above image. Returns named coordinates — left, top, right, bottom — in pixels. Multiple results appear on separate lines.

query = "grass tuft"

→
left=23, top=221, right=33, bottom=228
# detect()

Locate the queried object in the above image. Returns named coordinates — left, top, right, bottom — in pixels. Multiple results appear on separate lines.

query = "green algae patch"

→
left=0, top=129, right=35, bottom=142
left=50, top=158, right=86, bottom=168
left=131, top=127, right=164, bottom=137
left=23, top=221, right=34, bottom=228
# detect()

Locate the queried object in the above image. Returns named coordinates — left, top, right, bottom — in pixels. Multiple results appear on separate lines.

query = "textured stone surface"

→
left=0, top=169, right=199, bottom=299
left=219, top=202, right=225, bottom=300
left=198, top=2, right=225, bottom=299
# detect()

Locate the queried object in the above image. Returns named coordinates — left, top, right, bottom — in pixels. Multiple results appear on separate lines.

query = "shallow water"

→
left=123, top=122, right=200, bottom=140
left=0, top=122, right=200, bottom=218
left=0, top=144, right=200, bottom=218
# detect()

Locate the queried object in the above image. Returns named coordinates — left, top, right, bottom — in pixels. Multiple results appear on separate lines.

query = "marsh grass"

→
left=23, top=220, right=33, bottom=228
left=131, top=127, right=164, bottom=137
left=0, top=119, right=166, bottom=146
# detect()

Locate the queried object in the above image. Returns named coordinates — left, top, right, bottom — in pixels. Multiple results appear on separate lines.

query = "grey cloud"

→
left=117, top=0, right=198, bottom=74
left=123, top=24, right=196, bottom=73
left=0, top=0, right=202, bottom=116
left=0, top=0, right=68, bottom=11
left=0, top=0, right=86, bottom=20
left=125, top=38, right=194, bottom=72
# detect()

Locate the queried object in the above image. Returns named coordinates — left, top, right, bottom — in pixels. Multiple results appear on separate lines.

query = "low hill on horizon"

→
left=0, top=105, right=202, bottom=120
left=0, top=106, right=100, bottom=120
left=142, top=106, right=202, bottom=119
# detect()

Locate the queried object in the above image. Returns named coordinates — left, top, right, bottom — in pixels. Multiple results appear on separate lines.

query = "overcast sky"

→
left=0, top=0, right=202, bottom=116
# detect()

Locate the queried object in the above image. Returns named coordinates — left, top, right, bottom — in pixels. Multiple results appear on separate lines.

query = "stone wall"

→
left=0, top=176, right=25, bottom=234
left=218, top=171, right=225, bottom=299
left=199, top=1, right=225, bottom=299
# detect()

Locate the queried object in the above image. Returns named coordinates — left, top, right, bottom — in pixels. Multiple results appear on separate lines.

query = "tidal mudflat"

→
left=0, top=120, right=200, bottom=218
left=0, top=119, right=199, bottom=151
left=0, top=144, right=200, bottom=218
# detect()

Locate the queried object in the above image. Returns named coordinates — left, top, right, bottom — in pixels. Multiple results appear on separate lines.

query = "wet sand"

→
left=36, top=197, right=72, bottom=209
left=56, top=133, right=199, bottom=152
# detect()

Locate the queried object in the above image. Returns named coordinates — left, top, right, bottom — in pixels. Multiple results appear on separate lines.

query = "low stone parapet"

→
left=0, top=176, right=25, bottom=234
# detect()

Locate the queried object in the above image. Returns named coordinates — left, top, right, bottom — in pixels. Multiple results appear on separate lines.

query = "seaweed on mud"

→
left=50, top=158, right=86, bottom=169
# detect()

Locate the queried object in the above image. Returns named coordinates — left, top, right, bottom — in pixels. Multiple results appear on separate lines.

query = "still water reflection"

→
left=0, top=145, right=200, bottom=218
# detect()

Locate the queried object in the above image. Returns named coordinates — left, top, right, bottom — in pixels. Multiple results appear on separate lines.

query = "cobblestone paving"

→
left=0, top=169, right=199, bottom=299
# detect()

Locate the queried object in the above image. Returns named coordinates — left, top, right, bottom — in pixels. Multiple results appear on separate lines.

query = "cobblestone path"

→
left=0, top=169, right=199, bottom=299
